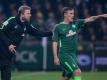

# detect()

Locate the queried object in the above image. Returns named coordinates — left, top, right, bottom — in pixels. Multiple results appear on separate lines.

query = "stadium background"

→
left=0, top=0, right=107, bottom=80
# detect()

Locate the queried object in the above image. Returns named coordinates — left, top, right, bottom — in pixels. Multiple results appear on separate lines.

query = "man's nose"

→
left=72, top=15, right=74, bottom=18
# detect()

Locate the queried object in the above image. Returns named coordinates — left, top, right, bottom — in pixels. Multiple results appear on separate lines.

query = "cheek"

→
left=25, top=15, right=30, bottom=19
left=66, top=15, right=70, bottom=19
left=70, top=15, right=72, bottom=18
left=24, top=14, right=28, bottom=17
left=27, top=14, right=31, bottom=18
left=68, top=15, right=72, bottom=19
left=23, top=15, right=27, bottom=18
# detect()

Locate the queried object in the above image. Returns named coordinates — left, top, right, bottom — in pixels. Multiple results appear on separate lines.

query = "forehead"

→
left=66, top=10, right=74, bottom=13
left=24, top=10, right=31, bottom=13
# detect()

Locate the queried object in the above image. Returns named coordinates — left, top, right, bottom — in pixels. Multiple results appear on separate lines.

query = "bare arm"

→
left=84, top=14, right=107, bottom=23
left=53, top=42, right=58, bottom=59
left=53, top=42, right=60, bottom=65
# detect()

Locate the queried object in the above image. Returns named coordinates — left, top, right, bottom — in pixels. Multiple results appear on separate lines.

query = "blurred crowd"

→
left=0, top=0, right=107, bottom=42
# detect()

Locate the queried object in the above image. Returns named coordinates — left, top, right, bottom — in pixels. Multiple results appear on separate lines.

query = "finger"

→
left=10, top=49, right=13, bottom=52
left=55, top=61, right=60, bottom=65
left=12, top=48, right=16, bottom=53
left=57, top=62, right=60, bottom=65
left=10, top=48, right=16, bottom=53
left=54, top=61, right=57, bottom=65
left=56, top=63, right=60, bottom=65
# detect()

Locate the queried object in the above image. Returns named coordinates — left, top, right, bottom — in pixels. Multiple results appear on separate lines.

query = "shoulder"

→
left=55, top=23, right=62, bottom=27
left=54, top=23, right=62, bottom=31
left=73, top=19, right=85, bottom=23
left=5, top=16, right=15, bottom=23
left=2, top=16, right=16, bottom=26
left=55, top=22, right=64, bottom=28
left=0, top=17, right=16, bottom=29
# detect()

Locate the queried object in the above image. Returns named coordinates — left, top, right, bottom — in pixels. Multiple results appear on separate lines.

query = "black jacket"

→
left=0, top=15, right=52, bottom=58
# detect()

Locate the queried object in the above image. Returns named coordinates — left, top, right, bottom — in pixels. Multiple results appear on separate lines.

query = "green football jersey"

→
left=53, top=19, right=85, bottom=54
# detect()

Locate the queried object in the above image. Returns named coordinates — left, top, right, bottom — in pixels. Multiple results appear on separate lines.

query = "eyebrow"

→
left=69, top=12, right=74, bottom=14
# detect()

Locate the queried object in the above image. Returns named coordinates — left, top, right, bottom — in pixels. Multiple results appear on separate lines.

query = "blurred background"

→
left=0, top=0, right=107, bottom=80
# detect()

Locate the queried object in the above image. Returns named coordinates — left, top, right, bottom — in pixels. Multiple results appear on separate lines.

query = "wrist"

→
left=54, top=56, right=58, bottom=59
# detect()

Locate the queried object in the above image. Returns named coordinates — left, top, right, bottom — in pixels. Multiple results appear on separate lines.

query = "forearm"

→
left=29, top=30, right=52, bottom=37
left=84, top=14, right=107, bottom=23
left=28, top=26, right=52, bottom=37
left=84, top=16, right=100, bottom=23
left=53, top=42, right=58, bottom=59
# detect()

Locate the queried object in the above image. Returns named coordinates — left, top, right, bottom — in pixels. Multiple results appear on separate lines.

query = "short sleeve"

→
left=53, top=25, right=59, bottom=42
left=75, top=19, right=85, bottom=30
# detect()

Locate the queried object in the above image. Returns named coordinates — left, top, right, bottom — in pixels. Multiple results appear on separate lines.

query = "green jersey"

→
left=53, top=19, right=85, bottom=54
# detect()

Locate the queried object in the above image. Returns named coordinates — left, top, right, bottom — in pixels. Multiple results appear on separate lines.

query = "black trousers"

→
left=0, top=41, right=15, bottom=80
left=0, top=46, right=14, bottom=80
left=0, top=59, right=12, bottom=80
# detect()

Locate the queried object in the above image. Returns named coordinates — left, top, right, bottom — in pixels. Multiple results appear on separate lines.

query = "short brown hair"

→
left=18, top=5, right=31, bottom=14
left=62, top=7, right=74, bottom=15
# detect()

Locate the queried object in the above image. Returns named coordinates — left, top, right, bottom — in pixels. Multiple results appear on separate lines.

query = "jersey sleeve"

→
left=26, top=24, right=52, bottom=37
left=0, top=17, right=15, bottom=46
left=53, top=25, right=59, bottom=42
left=75, top=19, right=85, bottom=30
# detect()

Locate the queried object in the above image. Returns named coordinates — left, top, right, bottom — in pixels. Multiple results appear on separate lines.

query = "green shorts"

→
left=58, top=53, right=79, bottom=74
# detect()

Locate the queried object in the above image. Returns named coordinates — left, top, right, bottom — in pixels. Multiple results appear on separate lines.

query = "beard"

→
left=22, top=17, right=30, bottom=22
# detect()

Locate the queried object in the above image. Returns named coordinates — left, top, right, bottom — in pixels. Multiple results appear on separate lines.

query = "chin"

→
left=70, top=19, right=73, bottom=22
left=26, top=19, right=30, bottom=22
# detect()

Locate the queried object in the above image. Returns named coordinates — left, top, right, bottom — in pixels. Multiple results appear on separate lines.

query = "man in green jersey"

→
left=53, top=7, right=107, bottom=80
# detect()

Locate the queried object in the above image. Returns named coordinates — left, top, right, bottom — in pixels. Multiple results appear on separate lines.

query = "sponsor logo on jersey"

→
left=66, top=30, right=76, bottom=37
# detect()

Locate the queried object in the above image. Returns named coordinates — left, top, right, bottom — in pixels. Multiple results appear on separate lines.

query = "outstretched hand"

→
left=99, top=14, right=107, bottom=18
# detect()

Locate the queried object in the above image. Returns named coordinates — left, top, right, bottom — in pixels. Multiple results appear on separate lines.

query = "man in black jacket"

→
left=0, top=5, right=52, bottom=80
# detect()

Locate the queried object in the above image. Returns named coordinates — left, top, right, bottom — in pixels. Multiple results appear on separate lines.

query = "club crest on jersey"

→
left=66, top=30, right=76, bottom=37
left=72, top=24, right=76, bottom=28
left=14, top=25, right=18, bottom=29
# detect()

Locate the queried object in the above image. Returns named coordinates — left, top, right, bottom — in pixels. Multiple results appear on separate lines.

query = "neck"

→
left=63, top=18, right=72, bottom=24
